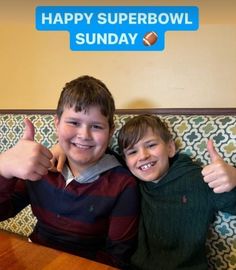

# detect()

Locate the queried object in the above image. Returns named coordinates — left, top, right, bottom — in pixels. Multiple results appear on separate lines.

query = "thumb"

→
left=207, top=139, right=221, bottom=163
left=22, top=118, right=35, bottom=141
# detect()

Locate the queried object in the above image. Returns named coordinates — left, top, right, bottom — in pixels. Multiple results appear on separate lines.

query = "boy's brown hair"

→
left=56, top=75, right=115, bottom=128
left=118, top=114, right=173, bottom=155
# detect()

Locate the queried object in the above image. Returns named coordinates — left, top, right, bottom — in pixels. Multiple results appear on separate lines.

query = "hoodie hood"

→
left=62, top=154, right=121, bottom=184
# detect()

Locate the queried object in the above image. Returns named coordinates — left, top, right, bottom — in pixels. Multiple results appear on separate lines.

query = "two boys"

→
left=1, top=76, right=236, bottom=269
left=0, top=75, right=139, bottom=269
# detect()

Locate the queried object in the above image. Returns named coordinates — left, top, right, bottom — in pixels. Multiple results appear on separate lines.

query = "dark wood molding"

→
left=0, top=109, right=56, bottom=115
left=115, top=108, right=236, bottom=115
left=0, top=108, right=236, bottom=115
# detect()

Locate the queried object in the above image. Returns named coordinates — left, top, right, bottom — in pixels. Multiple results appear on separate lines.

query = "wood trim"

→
left=115, top=108, right=236, bottom=115
left=0, top=108, right=236, bottom=115
left=0, top=109, right=56, bottom=115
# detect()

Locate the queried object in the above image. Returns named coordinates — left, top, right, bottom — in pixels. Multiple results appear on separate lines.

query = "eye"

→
left=91, top=124, right=104, bottom=130
left=147, top=143, right=157, bottom=148
left=125, top=149, right=137, bottom=156
left=67, top=120, right=80, bottom=126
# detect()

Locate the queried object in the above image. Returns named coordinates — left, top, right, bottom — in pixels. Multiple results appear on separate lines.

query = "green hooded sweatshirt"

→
left=131, top=153, right=236, bottom=270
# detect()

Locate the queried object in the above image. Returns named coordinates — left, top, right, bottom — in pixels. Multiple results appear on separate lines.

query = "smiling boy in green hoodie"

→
left=118, top=114, right=236, bottom=270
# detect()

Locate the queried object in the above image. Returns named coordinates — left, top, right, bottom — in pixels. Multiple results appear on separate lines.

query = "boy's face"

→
left=124, top=128, right=175, bottom=182
left=55, top=105, right=113, bottom=176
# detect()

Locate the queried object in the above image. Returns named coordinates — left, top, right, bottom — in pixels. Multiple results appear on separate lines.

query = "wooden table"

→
left=0, top=231, right=119, bottom=270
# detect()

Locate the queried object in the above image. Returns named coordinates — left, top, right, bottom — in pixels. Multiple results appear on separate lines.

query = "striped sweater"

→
left=0, top=164, right=140, bottom=269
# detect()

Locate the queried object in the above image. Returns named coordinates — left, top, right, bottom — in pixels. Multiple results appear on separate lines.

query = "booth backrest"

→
left=0, top=108, right=236, bottom=270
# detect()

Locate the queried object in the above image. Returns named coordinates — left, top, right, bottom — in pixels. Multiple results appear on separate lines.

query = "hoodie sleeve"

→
left=212, top=187, right=236, bottom=215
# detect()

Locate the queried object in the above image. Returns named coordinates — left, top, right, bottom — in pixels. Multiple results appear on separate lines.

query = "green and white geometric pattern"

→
left=0, top=112, right=236, bottom=269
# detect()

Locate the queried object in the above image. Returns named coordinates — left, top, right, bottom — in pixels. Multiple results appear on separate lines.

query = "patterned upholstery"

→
left=0, top=111, right=236, bottom=269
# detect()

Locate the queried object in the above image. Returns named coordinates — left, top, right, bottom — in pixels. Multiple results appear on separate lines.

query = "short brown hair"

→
left=56, top=75, right=115, bottom=128
left=118, top=114, right=172, bottom=155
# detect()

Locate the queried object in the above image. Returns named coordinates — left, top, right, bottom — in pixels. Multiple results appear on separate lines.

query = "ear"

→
left=54, top=115, right=60, bottom=134
left=109, top=126, right=115, bottom=139
left=168, top=139, right=176, bottom=158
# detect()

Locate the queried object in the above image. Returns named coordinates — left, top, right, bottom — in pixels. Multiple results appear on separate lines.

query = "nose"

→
left=77, top=125, right=91, bottom=140
left=138, top=147, right=150, bottom=161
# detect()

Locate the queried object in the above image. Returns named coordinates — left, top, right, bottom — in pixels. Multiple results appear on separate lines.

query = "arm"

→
left=0, top=118, right=52, bottom=219
left=50, top=143, right=66, bottom=173
left=49, top=145, right=124, bottom=173
left=0, top=175, right=29, bottom=220
left=97, top=174, right=140, bottom=268
left=202, top=140, right=236, bottom=193
left=0, top=118, right=53, bottom=180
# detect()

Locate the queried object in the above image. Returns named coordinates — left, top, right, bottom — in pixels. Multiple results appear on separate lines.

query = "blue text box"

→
left=35, top=6, right=199, bottom=51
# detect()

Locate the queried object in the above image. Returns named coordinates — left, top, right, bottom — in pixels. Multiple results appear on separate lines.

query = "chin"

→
left=138, top=176, right=157, bottom=182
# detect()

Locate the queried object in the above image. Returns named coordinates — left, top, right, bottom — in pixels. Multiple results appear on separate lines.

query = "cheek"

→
left=158, top=147, right=170, bottom=157
left=57, top=127, right=72, bottom=141
left=97, top=133, right=111, bottom=146
left=125, top=157, right=134, bottom=170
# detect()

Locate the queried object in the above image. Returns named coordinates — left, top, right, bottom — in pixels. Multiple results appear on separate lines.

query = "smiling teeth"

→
left=73, top=143, right=91, bottom=149
left=140, top=162, right=154, bottom=171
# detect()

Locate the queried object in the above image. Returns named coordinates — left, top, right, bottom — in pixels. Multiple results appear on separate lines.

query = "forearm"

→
left=96, top=236, right=138, bottom=268
left=0, top=175, right=28, bottom=220
left=0, top=174, right=18, bottom=219
left=102, top=181, right=139, bottom=268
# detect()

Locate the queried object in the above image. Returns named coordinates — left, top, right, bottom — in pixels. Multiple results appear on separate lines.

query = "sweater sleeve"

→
left=96, top=174, right=140, bottom=269
left=0, top=175, right=29, bottom=220
left=212, top=187, right=236, bottom=215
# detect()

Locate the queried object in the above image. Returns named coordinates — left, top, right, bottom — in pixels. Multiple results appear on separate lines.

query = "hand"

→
left=202, top=140, right=236, bottom=193
left=0, top=118, right=53, bottom=180
left=50, top=143, right=66, bottom=173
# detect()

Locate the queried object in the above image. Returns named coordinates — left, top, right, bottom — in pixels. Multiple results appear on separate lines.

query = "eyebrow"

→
left=124, top=138, right=158, bottom=150
left=66, top=117, right=108, bottom=125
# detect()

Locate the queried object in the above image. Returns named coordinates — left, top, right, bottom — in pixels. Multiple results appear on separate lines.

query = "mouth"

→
left=139, top=161, right=156, bottom=171
left=71, top=142, right=93, bottom=149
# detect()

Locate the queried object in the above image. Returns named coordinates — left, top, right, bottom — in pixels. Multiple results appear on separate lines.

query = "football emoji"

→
left=143, top=31, right=158, bottom=46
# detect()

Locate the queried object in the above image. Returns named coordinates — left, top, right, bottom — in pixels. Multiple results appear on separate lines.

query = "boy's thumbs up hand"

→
left=206, top=139, right=221, bottom=163
left=202, top=140, right=236, bottom=193
left=0, top=118, right=53, bottom=180
left=22, top=118, right=35, bottom=141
